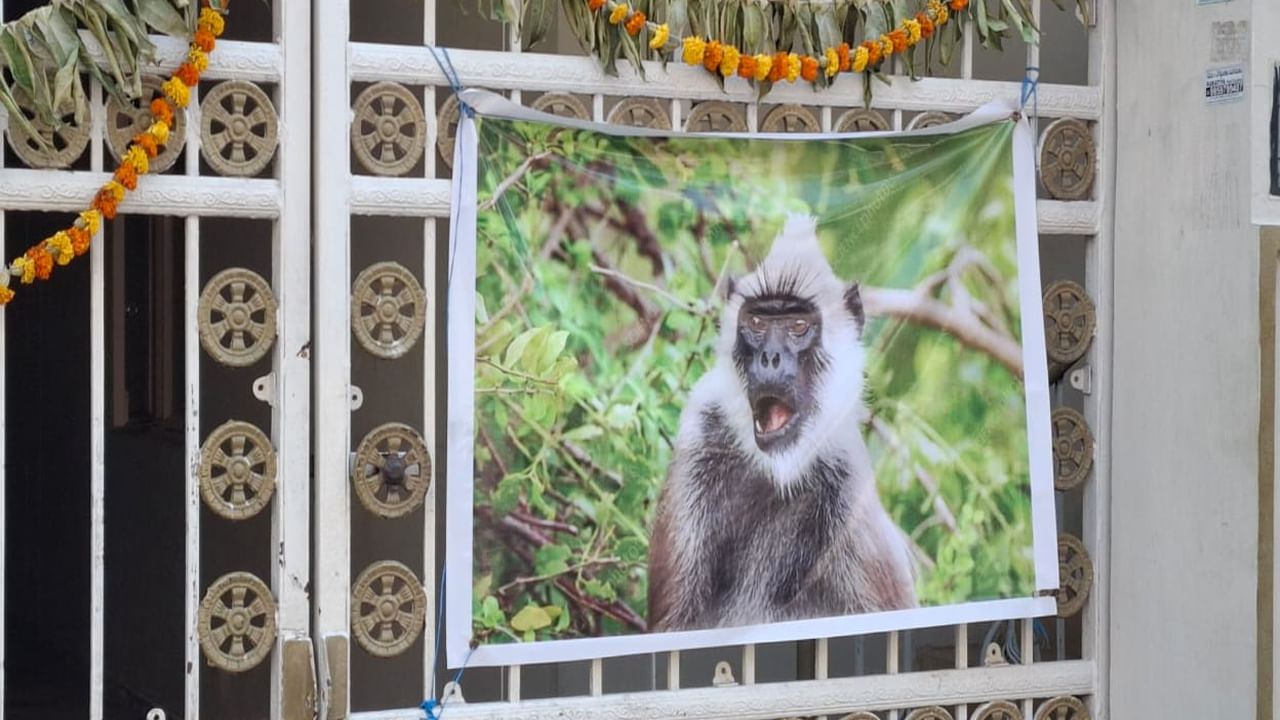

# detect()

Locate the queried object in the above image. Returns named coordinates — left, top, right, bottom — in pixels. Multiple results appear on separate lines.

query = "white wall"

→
left=1111, top=0, right=1259, bottom=716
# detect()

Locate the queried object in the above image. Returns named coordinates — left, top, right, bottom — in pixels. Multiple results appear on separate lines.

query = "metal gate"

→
left=0, top=0, right=1112, bottom=717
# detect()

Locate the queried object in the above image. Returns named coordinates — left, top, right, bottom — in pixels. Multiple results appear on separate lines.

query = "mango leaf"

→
left=510, top=605, right=554, bottom=632
left=136, top=0, right=190, bottom=37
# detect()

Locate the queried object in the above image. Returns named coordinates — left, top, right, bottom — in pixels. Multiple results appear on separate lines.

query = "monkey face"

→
left=733, top=296, right=823, bottom=453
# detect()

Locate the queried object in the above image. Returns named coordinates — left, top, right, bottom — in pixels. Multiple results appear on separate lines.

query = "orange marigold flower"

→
left=837, top=43, right=851, bottom=72
left=26, top=247, right=53, bottom=281
left=151, top=98, right=174, bottom=126
left=738, top=54, right=757, bottom=79
left=0, top=286, right=14, bottom=305
left=134, top=133, right=159, bottom=159
left=918, top=13, right=935, bottom=38
left=176, top=62, right=201, bottom=88
left=890, top=29, right=908, bottom=53
left=769, top=52, right=788, bottom=82
left=93, top=190, right=120, bottom=220
left=69, top=227, right=91, bottom=257
left=801, top=55, right=819, bottom=82
left=864, top=40, right=882, bottom=66
left=702, top=41, right=723, bottom=74
left=949, top=0, right=968, bottom=10
left=194, top=28, right=217, bottom=52
left=115, top=163, right=139, bottom=191
left=625, top=11, right=646, bottom=35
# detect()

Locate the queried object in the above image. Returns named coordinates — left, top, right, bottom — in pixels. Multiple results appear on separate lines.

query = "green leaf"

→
left=491, top=475, right=523, bottom=515
left=583, top=579, right=618, bottom=602
left=534, top=544, right=571, bottom=576
left=503, top=326, right=542, bottom=369
left=135, top=0, right=191, bottom=37
left=616, top=537, right=648, bottom=562
left=563, top=423, right=604, bottom=442
left=510, top=604, right=554, bottom=632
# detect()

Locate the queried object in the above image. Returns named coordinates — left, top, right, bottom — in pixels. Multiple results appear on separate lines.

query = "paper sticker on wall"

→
left=1205, top=64, right=1246, bottom=105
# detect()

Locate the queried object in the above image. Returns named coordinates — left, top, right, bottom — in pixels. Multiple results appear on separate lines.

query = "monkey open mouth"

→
left=752, top=395, right=797, bottom=448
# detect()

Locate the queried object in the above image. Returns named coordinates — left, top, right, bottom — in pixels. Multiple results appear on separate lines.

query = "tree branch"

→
left=868, top=415, right=958, bottom=533
left=478, top=151, right=553, bottom=212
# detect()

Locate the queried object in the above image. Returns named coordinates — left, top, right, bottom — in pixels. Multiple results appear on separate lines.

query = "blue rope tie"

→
left=428, top=45, right=474, bottom=119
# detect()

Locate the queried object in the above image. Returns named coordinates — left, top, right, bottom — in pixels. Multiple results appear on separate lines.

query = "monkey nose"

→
left=759, top=352, right=781, bottom=369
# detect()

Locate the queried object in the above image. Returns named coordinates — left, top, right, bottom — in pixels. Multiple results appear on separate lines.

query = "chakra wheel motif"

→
left=1057, top=533, right=1093, bottom=617
left=905, top=707, right=954, bottom=720
left=351, top=261, right=427, bottom=359
left=837, top=713, right=882, bottom=720
left=198, top=268, right=278, bottom=367
left=351, top=560, right=427, bottom=657
left=685, top=101, right=747, bottom=133
left=198, top=571, right=277, bottom=673
left=1051, top=407, right=1094, bottom=491
left=607, top=98, right=671, bottom=130
left=908, top=111, right=954, bottom=130
left=352, top=82, right=427, bottom=176
left=199, top=420, right=277, bottom=520
left=436, top=93, right=462, bottom=169
left=351, top=423, right=432, bottom=518
left=1034, top=696, right=1090, bottom=720
left=974, top=700, right=1023, bottom=720
left=200, top=80, right=280, bottom=177
left=1042, top=280, right=1096, bottom=365
left=107, top=76, right=187, bottom=173
left=762, top=104, right=820, bottom=133
left=5, top=86, right=90, bottom=169
left=1038, top=118, right=1096, bottom=200
left=531, top=92, right=590, bottom=120
left=835, top=108, right=890, bottom=133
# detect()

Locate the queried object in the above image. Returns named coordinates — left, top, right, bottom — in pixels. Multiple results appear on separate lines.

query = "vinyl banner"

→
left=446, top=89, right=1057, bottom=668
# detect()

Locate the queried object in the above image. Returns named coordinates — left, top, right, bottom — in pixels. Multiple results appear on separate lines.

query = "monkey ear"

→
left=719, top=274, right=737, bottom=301
left=844, top=282, right=865, bottom=335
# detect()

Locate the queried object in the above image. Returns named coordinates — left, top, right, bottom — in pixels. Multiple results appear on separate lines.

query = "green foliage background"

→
left=468, top=115, right=1034, bottom=645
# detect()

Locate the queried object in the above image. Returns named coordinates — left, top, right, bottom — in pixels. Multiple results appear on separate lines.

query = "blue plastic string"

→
left=1021, top=66, right=1040, bottom=169
left=423, top=46, right=469, bottom=311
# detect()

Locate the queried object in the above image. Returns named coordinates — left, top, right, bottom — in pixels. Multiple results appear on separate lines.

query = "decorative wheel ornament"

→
left=351, top=261, right=427, bottom=359
left=905, top=708, right=954, bottom=720
left=107, top=76, right=187, bottom=173
left=351, top=422, right=432, bottom=518
left=685, top=101, right=747, bottom=133
left=762, top=104, right=820, bottom=133
left=199, top=420, right=277, bottom=520
left=837, top=714, right=882, bottom=720
left=835, top=108, right=889, bottom=133
left=1057, top=534, right=1093, bottom=617
left=1042, top=280, right=1096, bottom=365
left=200, top=80, right=280, bottom=177
left=436, top=94, right=461, bottom=170
left=908, top=111, right=954, bottom=130
left=1038, top=118, right=1096, bottom=200
left=974, top=701, right=1023, bottom=720
left=198, top=571, right=277, bottom=673
left=352, top=82, right=427, bottom=177
left=351, top=560, right=427, bottom=657
left=5, top=87, right=90, bottom=169
left=1051, top=407, right=1094, bottom=491
left=198, top=268, right=278, bottom=367
left=531, top=92, right=590, bottom=120
left=607, top=98, right=671, bottom=130
left=1034, top=696, right=1090, bottom=720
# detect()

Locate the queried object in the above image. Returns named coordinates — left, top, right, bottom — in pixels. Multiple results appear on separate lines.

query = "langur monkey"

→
left=647, top=214, right=917, bottom=632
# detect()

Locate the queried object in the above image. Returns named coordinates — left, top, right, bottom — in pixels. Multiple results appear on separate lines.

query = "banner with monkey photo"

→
left=445, top=89, right=1058, bottom=668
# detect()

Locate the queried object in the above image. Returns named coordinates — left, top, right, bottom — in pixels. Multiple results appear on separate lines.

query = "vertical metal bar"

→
left=813, top=638, right=829, bottom=720
left=961, top=20, right=974, bottom=79
left=886, top=632, right=900, bottom=720
left=273, top=1, right=314, bottom=717
left=592, top=94, right=604, bottom=122
left=88, top=79, right=106, bottom=720
left=590, top=659, right=603, bottom=696
left=667, top=650, right=680, bottom=690
left=741, top=645, right=755, bottom=685
left=1020, top=619, right=1034, bottom=719
left=955, top=624, right=968, bottom=720
left=423, top=0, right=440, bottom=701
left=507, top=666, right=521, bottom=702
left=184, top=217, right=201, bottom=720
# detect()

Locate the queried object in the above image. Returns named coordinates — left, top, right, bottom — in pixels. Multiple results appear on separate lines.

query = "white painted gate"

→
left=0, top=0, right=1112, bottom=717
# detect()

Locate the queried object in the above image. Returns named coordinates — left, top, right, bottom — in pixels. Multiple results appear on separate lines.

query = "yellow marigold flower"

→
left=824, top=48, right=839, bottom=78
left=880, top=34, right=894, bottom=57
left=47, top=232, right=74, bottom=266
left=12, top=257, right=34, bottom=285
left=198, top=7, right=226, bottom=37
left=931, top=1, right=950, bottom=24
left=852, top=44, right=869, bottom=72
left=682, top=36, right=706, bottom=65
left=785, top=53, right=801, bottom=82
left=147, top=121, right=170, bottom=145
left=80, top=210, right=101, bottom=236
left=104, top=180, right=126, bottom=203
left=0, top=286, right=13, bottom=305
left=904, top=19, right=922, bottom=43
left=754, top=54, right=772, bottom=82
left=649, top=23, right=669, bottom=50
left=163, top=77, right=190, bottom=108
left=609, top=4, right=627, bottom=24
left=720, top=45, right=741, bottom=77
left=124, top=145, right=150, bottom=175
left=188, top=46, right=210, bottom=73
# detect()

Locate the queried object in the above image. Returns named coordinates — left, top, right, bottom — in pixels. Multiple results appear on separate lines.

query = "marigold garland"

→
left=0, top=2, right=228, bottom=306
left=581, top=0, right=966, bottom=94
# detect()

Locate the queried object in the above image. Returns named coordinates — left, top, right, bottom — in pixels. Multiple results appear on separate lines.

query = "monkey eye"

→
left=748, top=315, right=765, bottom=332
left=789, top=318, right=811, bottom=336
